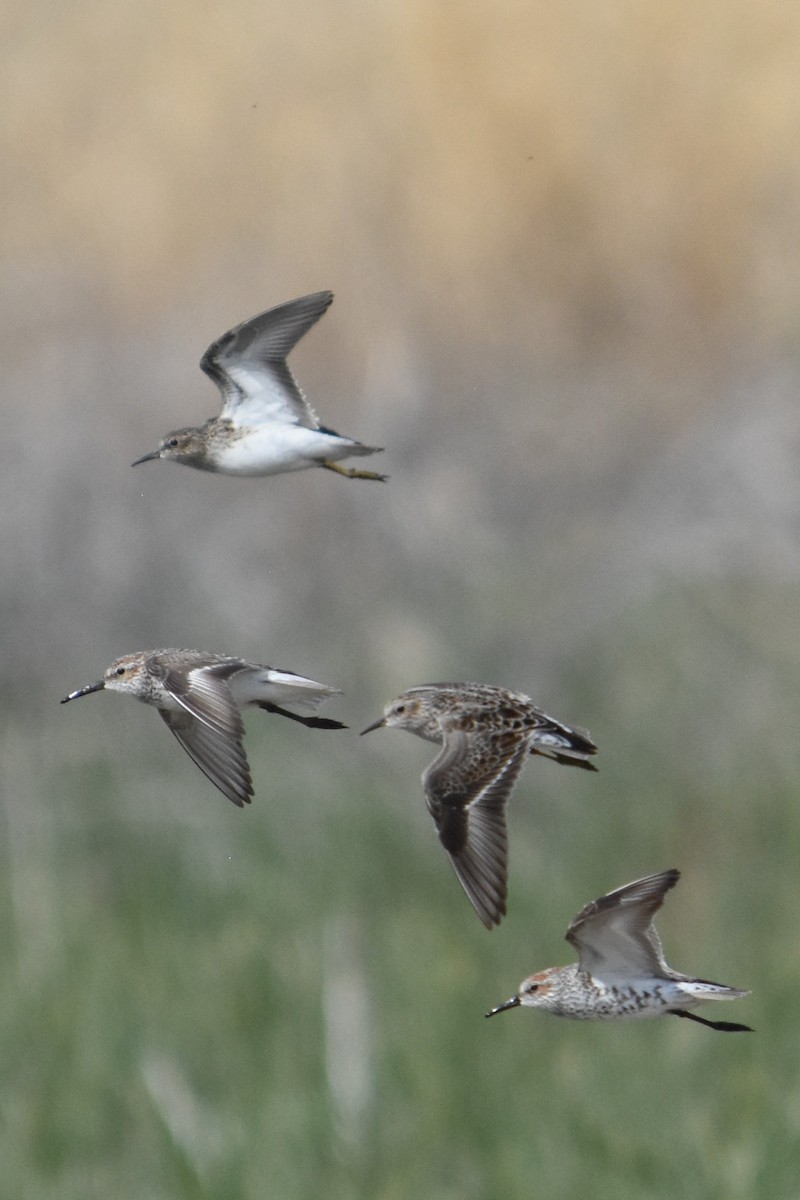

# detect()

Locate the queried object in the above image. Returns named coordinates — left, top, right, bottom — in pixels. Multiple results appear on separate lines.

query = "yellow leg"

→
left=320, top=460, right=388, bottom=482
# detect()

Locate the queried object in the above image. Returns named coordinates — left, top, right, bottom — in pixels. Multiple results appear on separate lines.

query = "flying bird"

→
left=62, top=648, right=346, bottom=807
left=361, top=682, right=597, bottom=928
left=133, top=291, right=386, bottom=481
left=486, top=869, right=752, bottom=1031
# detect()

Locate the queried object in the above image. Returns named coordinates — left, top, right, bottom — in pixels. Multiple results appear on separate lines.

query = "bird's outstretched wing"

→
left=423, top=730, right=529, bottom=929
left=157, top=660, right=252, bottom=807
left=159, top=707, right=252, bottom=807
left=200, top=291, right=333, bottom=428
left=566, top=869, right=680, bottom=980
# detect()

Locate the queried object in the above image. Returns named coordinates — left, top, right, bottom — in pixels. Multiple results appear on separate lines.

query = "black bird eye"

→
left=167, top=437, right=179, bottom=448
left=396, top=704, right=406, bottom=714
left=115, top=666, right=126, bottom=676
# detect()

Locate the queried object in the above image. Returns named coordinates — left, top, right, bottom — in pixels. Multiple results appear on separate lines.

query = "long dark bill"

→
left=359, top=717, right=386, bottom=735
left=60, top=680, right=105, bottom=703
left=485, top=996, right=522, bottom=1018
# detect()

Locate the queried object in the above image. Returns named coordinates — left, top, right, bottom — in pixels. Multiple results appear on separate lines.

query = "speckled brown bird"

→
left=361, top=682, right=597, bottom=928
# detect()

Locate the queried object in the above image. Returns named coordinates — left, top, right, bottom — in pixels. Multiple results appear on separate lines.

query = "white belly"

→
left=213, top=426, right=355, bottom=476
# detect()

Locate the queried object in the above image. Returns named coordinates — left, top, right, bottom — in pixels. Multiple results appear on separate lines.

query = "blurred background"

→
left=3, top=1, right=800, bottom=1196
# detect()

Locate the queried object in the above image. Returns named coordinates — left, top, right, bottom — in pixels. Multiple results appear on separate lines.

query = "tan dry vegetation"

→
left=2, top=0, right=799, bottom=715
left=4, top=0, right=800, bottom=361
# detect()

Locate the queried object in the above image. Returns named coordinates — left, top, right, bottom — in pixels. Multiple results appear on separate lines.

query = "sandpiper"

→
left=360, top=683, right=597, bottom=929
left=132, top=291, right=386, bottom=481
left=486, top=869, right=752, bottom=1031
left=61, top=649, right=346, bottom=807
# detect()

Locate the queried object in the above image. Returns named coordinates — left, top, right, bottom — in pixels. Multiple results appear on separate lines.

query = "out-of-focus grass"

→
left=2, top=586, right=798, bottom=1199
left=2, top=3, right=798, bottom=1193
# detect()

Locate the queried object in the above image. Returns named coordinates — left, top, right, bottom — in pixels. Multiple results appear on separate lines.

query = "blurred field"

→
left=3, top=0, right=800, bottom=1196
left=1, top=684, right=796, bottom=1200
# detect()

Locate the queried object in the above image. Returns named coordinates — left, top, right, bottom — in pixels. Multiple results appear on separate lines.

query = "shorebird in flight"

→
left=361, top=682, right=597, bottom=928
left=62, top=648, right=346, bottom=807
left=486, top=869, right=752, bottom=1031
left=133, top=291, right=386, bottom=481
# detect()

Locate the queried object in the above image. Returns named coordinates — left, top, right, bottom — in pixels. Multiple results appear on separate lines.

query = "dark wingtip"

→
left=532, top=748, right=598, bottom=771
left=256, top=702, right=346, bottom=730
left=227, top=787, right=254, bottom=808
left=670, top=1009, right=754, bottom=1032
